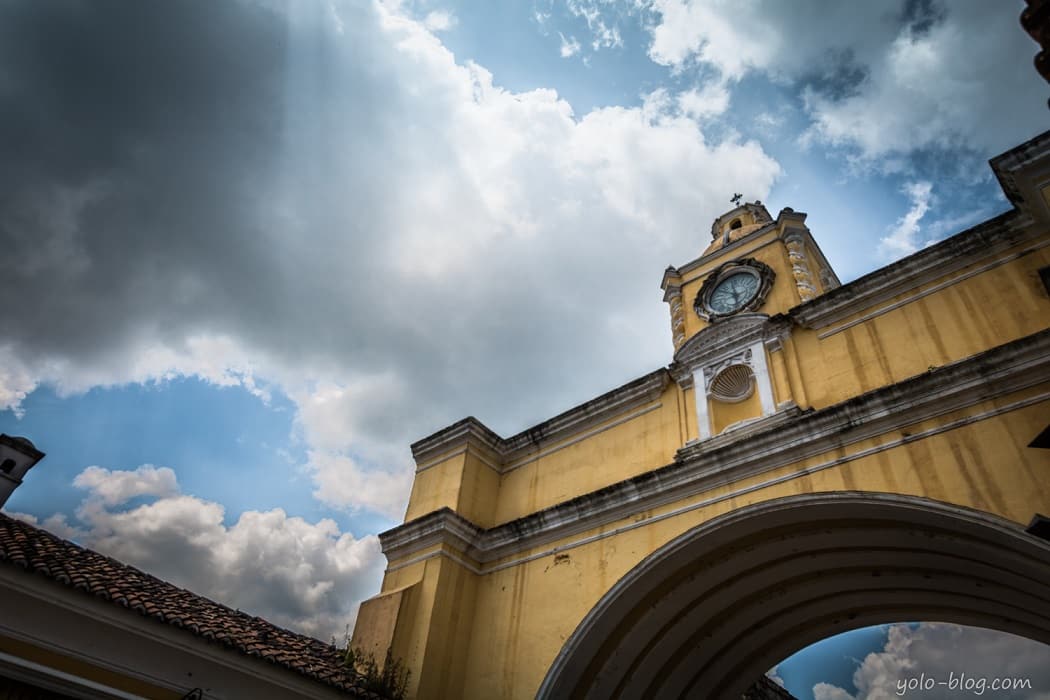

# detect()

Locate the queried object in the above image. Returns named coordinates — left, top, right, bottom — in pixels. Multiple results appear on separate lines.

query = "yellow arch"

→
left=539, top=492, right=1050, bottom=700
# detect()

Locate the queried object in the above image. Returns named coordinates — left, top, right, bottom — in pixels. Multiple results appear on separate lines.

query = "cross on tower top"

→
left=730, top=193, right=743, bottom=205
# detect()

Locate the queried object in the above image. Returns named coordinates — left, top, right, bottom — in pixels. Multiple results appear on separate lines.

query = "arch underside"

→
left=538, top=492, right=1050, bottom=700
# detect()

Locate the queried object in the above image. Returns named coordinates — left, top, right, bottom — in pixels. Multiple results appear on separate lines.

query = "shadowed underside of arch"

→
left=537, top=492, right=1050, bottom=700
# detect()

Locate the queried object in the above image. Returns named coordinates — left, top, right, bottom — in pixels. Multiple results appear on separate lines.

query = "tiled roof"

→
left=0, top=513, right=383, bottom=698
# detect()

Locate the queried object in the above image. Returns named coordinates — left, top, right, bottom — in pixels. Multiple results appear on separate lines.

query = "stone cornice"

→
left=381, top=329, right=1050, bottom=568
left=669, top=313, right=791, bottom=383
left=790, top=210, right=1036, bottom=330
left=379, top=507, right=484, bottom=563
left=659, top=266, right=680, bottom=294
left=674, top=221, right=778, bottom=278
left=991, top=128, right=1050, bottom=211
left=793, top=131, right=1050, bottom=331
left=410, top=370, right=671, bottom=472
left=500, top=370, right=669, bottom=457
left=411, top=417, right=505, bottom=468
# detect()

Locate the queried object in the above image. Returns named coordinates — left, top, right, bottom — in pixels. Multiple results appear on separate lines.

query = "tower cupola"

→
left=704, top=201, right=774, bottom=257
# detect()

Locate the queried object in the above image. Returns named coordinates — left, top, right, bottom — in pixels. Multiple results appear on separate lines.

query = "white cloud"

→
left=307, top=451, right=412, bottom=520
left=567, top=0, right=624, bottom=50
left=813, top=623, right=1050, bottom=700
left=879, top=181, right=933, bottom=260
left=646, top=0, right=780, bottom=79
left=643, top=1, right=1046, bottom=161
left=422, top=9, right=456, bottom=32
left=560, top=32, right=582, bottom=58
left=800, top=4, right=1046, bottom=161
left=40, top=465, right=384, bottom=641
left=813, top=684, right=855, bottom=700
left=282, top=373, right=412, bottom=517
left=677, top=82, right=731, bottom=121
left=0, top=347, right=36, bottom=417
left=73, top=465, right=179, bottom=506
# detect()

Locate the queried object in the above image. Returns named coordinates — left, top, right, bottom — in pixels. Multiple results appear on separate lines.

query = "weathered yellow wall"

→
left=415, top=557, right=479, bottom=700
left=457, top=451, right=500, bottom=527
left=709, top=388, right=763, bottom=435
left=492, top=389, right=683, bottom=524
left=793, top=241, right=1050, bottom=410
left=404, top=453, right=465, bottom=522
left=351, top=581, right=421, bottom=672
left=458, top=392, right=1050, bottom=699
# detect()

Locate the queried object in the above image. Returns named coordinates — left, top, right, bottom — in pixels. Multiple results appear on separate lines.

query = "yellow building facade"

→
left=352, top=131, right=1050, bottom=699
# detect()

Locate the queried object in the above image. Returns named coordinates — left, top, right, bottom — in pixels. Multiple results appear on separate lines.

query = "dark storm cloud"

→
left=900, top=0, right=947, bottom=37
left=0, top=0, right=288, bottom=359
left=799, top=48, right=869, bottom=103
left=0, top=0, right=420, bottom=383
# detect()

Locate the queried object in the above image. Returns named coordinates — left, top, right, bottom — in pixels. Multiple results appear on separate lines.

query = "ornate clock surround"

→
left=693, top=258, right=776, bottom=322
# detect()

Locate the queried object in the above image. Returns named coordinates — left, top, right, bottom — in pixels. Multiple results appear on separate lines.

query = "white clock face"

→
left=708, top=272, right=760, bottom=314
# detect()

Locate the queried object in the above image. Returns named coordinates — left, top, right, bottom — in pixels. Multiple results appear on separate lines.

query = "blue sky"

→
left=0, top=0, right=1047, bottom=695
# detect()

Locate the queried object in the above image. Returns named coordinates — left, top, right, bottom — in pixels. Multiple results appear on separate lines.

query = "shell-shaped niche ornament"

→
left=709, top=364, right=755, bottom=402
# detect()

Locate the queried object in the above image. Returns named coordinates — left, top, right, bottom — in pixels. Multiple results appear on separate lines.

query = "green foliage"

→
left=344, top=646, right=410, bottom=700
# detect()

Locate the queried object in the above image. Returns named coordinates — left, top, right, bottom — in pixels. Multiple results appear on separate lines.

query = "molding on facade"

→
left=813, top=236, right=1050, bottom=339
left=499, top=370, right=669, bottom=457
left=380, top=507, right=483, bottom=564
left=501, top=402, right=663, bottom=474
left=670, top=313, right=792, bottom=385
left=664, top=285, right=687, bottom=350
left=991, top=128, right=1050, bottom=214
left=791, top=131, right=1050, bottom=331
left=673, top=221, right=778, bottom=278
left=783, top=229, right=818, bottom=302
left=792, top=210, right=1038, bottom=330
left=411, top=370, right=671, bottom=473
left=387, top=389, right=1049, bottom=578
left=411, top=417, right=505, bottom=471
left=381, top=329, right=1050, bottom=569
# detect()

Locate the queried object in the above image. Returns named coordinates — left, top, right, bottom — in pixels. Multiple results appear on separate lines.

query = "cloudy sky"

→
left=0, top=0, right=1047, bottom=695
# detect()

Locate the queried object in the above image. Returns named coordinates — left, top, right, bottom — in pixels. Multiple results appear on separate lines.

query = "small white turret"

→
left=0, top=434, right=45, bottom=509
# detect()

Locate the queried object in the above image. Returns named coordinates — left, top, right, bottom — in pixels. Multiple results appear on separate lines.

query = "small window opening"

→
left=1, top=459, right=16, bottom=475
left=729, top=218, right=743, bottom=230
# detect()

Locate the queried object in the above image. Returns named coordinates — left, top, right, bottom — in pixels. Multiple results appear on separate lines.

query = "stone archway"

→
left=537, top=492, right=1050, bottom=700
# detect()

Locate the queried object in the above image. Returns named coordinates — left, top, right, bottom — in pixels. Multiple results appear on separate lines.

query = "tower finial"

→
left=730, top=193, right=743, bottom=206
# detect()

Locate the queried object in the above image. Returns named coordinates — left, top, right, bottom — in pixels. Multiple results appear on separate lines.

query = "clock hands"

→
left=710, top=274, right=758, bottom=314
left=703, top=265, right=770, bottom=318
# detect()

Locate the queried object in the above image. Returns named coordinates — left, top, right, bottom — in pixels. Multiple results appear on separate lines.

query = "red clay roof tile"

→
left=0, top=513, right=384, bottom=698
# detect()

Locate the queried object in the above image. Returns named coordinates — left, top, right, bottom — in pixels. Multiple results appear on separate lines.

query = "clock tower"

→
left=660, top=201, right=840, bottom=442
